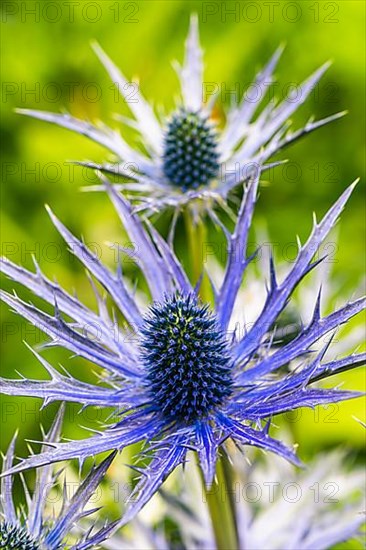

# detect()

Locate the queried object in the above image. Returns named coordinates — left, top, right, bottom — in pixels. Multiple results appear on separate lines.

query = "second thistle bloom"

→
left=0, top=408, right=116, bottom=550
left=16, top=16, right=344, bottom=214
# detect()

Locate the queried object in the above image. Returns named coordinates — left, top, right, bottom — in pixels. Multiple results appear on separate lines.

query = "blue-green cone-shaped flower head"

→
left=141, top=293, right=233, bottom=423
left=0, top=522, right=39, bottom=550
left=163, top=109, right=220, bottom=190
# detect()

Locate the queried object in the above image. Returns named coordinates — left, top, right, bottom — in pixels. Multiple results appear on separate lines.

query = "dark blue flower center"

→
left=162, top=109, right=220, bottom=190
left=140, top=293, right=233, bottom=423
left=0, top=522, right=39, bottom=550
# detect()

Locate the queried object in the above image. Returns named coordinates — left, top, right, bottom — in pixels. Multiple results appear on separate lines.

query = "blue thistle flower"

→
left=132, top=446, right=365, bottom=550
left=0, top=173, right=364, bottom=524
left=0, top=408, right=117, bottom=549
left=16, top=15, right=344, bottom=214
left=0, top=522, right=39, bottom=550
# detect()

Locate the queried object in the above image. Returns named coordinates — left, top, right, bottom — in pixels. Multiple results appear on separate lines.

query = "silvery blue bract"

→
left=0, top=407, right=116, bottom=549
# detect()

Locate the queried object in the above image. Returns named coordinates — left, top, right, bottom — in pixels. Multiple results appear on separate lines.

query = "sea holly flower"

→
left=0, top=408, right=117, bottom=549
left=0, top=173, right=365, bottom=524
left=130, top=447, right=364, bottom=550
left=231, top=448, right=365, bottom=550
left=16, top=15, right=344, bottom=215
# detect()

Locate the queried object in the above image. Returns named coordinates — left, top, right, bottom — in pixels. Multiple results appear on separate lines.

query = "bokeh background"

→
left=1, top=0, right=365, bottom=546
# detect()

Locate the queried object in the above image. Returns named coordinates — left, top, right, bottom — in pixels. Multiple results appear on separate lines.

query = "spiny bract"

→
left=0, top=413, right=117, bottom=550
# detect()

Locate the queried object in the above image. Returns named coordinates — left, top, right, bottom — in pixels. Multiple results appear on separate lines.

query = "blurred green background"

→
left=0, top=0, right=365, bottom=542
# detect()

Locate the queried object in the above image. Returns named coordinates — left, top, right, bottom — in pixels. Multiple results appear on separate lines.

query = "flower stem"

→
left=201, top=452, right=239, bottom=550
left=183, top=209, right=212, bottom=302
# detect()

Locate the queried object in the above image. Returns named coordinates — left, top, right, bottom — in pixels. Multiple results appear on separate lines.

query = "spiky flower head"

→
left=162, top=109, right=220, bottom=190
left=0, top=173, right=364, bottom=526
left=0, top=409, right=116, bottom=550
left=0, top=522, right=39, bottom=550
left=141, top=293, right=233, bottom=423
left=16, top=15, right=344, bottom=216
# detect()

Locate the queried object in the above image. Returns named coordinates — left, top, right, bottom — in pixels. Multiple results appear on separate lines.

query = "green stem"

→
left=202, top=452, right=239, bottom=550
left=221, top=451, right=238, bottom=529
left=183, top=209, right=212, bottom=303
